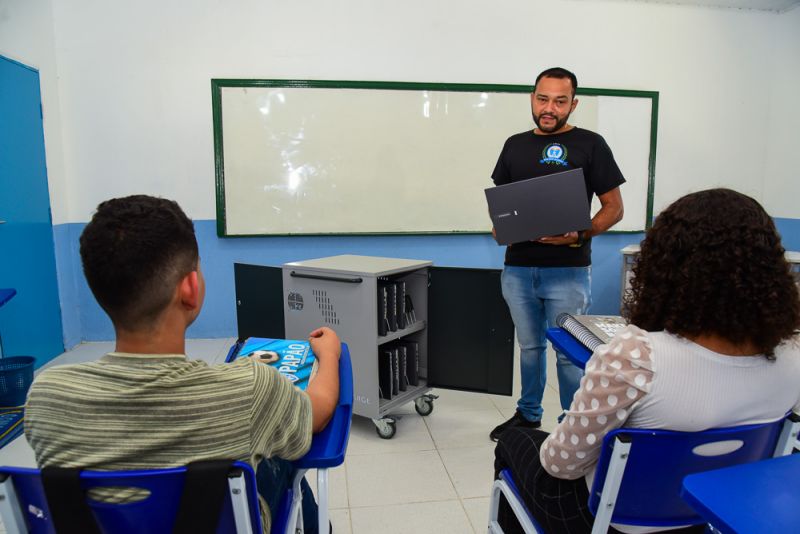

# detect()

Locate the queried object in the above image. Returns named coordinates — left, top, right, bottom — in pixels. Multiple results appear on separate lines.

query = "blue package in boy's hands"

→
left=235, top=338, right=318, bottom=390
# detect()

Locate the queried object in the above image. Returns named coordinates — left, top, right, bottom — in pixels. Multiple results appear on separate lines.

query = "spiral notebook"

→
left=556, top=313, right=627, bottom=352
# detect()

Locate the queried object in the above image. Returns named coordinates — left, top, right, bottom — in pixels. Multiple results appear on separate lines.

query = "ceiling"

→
left=602, top=0, right=799, bottom=12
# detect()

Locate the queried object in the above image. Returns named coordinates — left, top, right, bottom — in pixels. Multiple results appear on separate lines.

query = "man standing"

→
left=489, top=67, right=624, bottom=441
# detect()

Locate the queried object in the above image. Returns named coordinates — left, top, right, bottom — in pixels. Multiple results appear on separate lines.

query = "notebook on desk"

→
left=556, top=313, right=627, bottom=352
left=485, top=168, right=592, bottom=245
left=228, top=338, right=318, bottom=390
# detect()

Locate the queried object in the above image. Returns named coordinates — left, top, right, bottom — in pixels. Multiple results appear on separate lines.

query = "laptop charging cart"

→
left=233, top=255, right=515, bottom=439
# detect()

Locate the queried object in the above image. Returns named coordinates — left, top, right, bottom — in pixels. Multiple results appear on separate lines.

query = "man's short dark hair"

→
left=534, top=67, right=578, bottom=98
left=79, top=195, right=199, bottom=331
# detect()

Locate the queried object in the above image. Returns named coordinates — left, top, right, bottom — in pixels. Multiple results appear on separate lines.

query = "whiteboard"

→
left=212, top=81, right=657, bottom=236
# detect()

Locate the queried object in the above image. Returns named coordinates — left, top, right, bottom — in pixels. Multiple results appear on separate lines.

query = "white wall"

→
left=0, top=0, right=67, bottom=222
left=2, top=0, right=798, bottom=224
left=764, top=5, right=800, bottom=218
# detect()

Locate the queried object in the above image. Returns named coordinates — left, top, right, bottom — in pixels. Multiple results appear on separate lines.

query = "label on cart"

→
left=287, top=292, right=304, bottom=311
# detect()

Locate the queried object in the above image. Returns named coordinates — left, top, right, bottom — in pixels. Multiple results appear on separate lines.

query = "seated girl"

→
left=494, top=188, right=800, bottom=534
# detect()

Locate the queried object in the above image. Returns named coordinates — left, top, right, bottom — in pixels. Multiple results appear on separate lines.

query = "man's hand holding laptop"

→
left=491, top=227, right=580, bottom=246
left=537, top=231, right=579, bottom=245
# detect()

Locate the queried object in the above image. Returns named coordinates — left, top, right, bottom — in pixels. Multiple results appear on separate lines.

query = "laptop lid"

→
left=485, top=168, right=592, bottom=246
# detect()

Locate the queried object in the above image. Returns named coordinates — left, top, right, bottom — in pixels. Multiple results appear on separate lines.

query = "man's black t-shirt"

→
left=491, top=127, right=625, bottom=267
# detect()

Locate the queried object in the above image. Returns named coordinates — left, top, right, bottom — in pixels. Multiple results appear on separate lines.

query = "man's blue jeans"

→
left=501, top=265, right=591, bottom=423
left=257, top=457, right=319, bottom=533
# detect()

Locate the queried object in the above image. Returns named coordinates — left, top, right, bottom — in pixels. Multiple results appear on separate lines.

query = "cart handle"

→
left=289, top=272, right=363, bottom=284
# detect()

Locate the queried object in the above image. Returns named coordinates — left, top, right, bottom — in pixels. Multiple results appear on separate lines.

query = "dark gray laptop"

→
left=485, top=168, right=592, bottom=246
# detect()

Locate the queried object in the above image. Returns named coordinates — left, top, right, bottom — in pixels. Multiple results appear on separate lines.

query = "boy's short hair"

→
left=79, top=195, right=198, bottom=330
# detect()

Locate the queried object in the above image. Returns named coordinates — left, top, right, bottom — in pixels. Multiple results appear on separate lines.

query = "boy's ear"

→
left=178, top=271, right=200, bottom=310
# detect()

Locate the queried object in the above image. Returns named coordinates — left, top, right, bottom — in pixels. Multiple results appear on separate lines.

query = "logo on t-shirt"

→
left=540, top=143, right=569, bottom=166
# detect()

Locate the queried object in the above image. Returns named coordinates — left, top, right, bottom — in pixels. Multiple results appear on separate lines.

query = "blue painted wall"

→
left=56, top=220, right=647, bottom=344
left=55, top=216, right=799, bottom=345
left=775, top=218, right=800, bottom=252
left=54, top=223, right=85, bottom=349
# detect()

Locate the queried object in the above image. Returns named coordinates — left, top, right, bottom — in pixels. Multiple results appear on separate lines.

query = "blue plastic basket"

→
left=0, top=356, right=35, bottom=407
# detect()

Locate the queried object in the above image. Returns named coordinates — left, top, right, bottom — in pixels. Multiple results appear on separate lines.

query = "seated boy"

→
left=24, top=195, right=340, bottom=533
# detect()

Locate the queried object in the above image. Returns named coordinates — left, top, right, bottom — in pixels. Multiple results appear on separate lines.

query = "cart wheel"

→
left=375, top=419, right=397, bottom=439
left=414, top=396, right=434, bottom=416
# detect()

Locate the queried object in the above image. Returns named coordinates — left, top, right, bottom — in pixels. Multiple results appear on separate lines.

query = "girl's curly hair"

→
left=622, top=188, right=799, bottom=358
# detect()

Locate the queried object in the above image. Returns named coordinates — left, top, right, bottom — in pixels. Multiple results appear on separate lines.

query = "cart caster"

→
left=414, top=394, right=438, bottom=416
left=373, top=417, right=397, bottom=439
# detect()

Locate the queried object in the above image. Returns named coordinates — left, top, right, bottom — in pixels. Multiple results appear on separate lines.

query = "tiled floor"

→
left=0, top=339, right=563, bottom=534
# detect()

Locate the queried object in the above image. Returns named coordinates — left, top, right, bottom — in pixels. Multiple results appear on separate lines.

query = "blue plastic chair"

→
left=488, top=469, right=545, bottom=534
left=488, top=413, right=799, bottom=534
left=587, top=415, right=799, bottom=533
left=0, top=461, right=262, bottom=533
left=272, top=343, right=353, bottom=534
left=0, top=344, right=353, bottom=534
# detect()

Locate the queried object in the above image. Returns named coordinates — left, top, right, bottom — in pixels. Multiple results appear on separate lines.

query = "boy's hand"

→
left=309, top=327, right=341, bottom=363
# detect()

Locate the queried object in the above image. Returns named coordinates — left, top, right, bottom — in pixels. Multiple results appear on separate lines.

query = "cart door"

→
left=234, top=263, right=284, bottom=340
left=428, top=266, right=514, bottom=395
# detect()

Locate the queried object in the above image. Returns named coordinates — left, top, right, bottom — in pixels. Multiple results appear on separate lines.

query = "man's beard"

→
left=533, top=111, right=570, bottom=133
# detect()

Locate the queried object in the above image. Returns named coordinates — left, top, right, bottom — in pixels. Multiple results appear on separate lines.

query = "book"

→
left=556, top=313, right=627, bottom=352
left=232, top=338, right=318, bottom=391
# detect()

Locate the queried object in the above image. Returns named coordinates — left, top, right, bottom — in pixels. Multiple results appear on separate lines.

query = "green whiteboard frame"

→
left=211, top=79, right=658, bottom=237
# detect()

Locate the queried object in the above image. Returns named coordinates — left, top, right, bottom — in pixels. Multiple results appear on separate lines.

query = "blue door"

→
left=0, top=56, right=64, bottom=366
